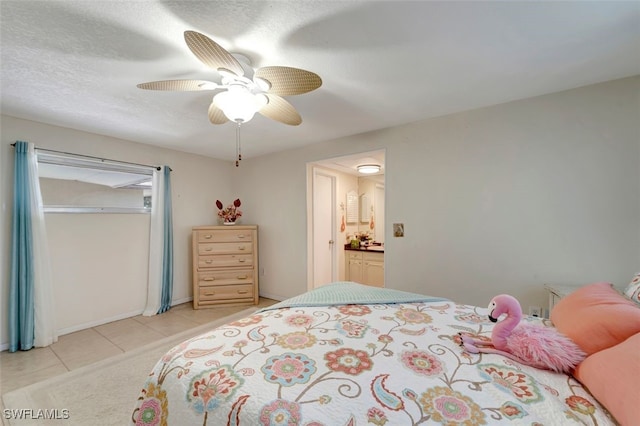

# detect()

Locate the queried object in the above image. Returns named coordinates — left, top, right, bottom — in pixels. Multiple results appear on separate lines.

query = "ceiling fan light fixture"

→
left=254, top=76, right=271, bottom=91
left=213, top=85, right=265, bottom=123
left=137, top=30, right=323, bottom=167
left=357, top=164, right=381, bottom=174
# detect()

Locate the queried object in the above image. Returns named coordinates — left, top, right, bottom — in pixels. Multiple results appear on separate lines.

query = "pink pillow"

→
left=550, top=282, right=640, bottom=355
left=574, top=333, right=640, bottom=426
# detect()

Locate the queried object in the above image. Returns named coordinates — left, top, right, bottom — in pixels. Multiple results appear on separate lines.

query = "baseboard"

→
left=58, top=297, right=193, bottom=335
left=0, top=309, right=145, bottom=351
left=57, top=308, right=146, bottom=336
left=259, top=291, right=286, bottom=301
left=172, top=296, right=192, bottom=306
left=0, top=297, right=195, bottom=351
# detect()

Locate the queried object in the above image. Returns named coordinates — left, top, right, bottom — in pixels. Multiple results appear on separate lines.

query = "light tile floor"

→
left=0, top=298, right=277, bottom=397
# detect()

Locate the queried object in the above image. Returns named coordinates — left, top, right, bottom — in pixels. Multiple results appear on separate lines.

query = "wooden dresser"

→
left=192, top=225, right=258, bottom=309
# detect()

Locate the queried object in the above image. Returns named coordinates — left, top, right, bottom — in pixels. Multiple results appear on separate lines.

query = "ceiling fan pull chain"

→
left=235, top=122, right=242, bottom=167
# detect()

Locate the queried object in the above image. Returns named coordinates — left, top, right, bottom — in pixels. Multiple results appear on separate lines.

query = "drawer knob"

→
left=203, top=277, right=215, bottom=281
left=205, top=247, right=212, bottom=251
left=204, top=234, right=212, bottom=239
left=237, top=275, right=248, bottom=280
left=238, top=246, right=246, bottom=250
left=205, top=291, right=215, bottom=296
left=237, top=234, right=245, bottom=239
left=237, top=290, right=248, bottom=294
left=205, top=260, right=212, bottom=264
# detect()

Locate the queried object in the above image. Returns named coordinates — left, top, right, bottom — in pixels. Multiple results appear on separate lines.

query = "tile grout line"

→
left=48, top=345, right=72, bottom=373
left=91, top=326, right=128, bottom=354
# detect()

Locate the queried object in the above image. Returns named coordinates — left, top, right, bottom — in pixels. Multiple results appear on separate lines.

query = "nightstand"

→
left=544, top=284, right=583, bottom=316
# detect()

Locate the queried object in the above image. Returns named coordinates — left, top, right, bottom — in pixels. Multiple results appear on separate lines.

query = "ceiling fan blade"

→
left=259, top=94, right=302, bottom=126
left=208, top=102, right=229, bottom=124
left=254, top=66, right=322, bottom=96
left=137, top=80, right=218, bottom=91
left=184, top=30, right=244, bottom=77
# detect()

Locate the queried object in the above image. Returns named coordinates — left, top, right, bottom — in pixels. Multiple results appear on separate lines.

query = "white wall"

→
left=237, top=76, right=640, bottom=310
left=1, top=116, right=235, bottom=345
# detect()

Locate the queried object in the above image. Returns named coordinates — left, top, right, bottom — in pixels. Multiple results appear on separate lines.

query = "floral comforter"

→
left=131, top=283, right=615, bottom=425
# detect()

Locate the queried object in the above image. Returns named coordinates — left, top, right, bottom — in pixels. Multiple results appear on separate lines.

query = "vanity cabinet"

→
left=346, top=250, right=384, bottom=287
left=347, top=252, right=364, bottom=283
left=192, top=225, right=258, bottom=309
left=363, top=252, right=384, bottom=287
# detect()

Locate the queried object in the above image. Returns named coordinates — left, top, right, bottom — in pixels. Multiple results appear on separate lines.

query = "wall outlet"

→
left=528, top=306, right=542, bottom=317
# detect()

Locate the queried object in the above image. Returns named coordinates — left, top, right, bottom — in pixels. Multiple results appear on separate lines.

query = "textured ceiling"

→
left=1, top=1, right=639, bottom=163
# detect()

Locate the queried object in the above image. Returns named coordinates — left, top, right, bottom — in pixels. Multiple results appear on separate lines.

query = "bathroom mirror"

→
left=346, top=190, right=358, bottom=224
left=359, top=193, right=370, bottom=223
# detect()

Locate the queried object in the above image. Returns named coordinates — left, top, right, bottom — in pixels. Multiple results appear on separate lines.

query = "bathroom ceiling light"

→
left=357, top=164, right=381, bottom=174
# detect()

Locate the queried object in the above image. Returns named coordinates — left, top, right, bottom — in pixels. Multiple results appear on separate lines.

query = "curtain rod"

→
left=10, top=143, right=172, bottom=171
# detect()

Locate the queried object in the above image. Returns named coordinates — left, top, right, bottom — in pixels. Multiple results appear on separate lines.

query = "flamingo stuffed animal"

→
left=460, top=294, right=585, bottom=373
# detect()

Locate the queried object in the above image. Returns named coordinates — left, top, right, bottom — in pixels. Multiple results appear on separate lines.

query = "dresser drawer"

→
left=199, top=284, right=254, bottom=302
left=198, top=254, right=253, bottom=269
left=197, top=270, right=254, bottom=286
left=198, top=241, right=253, bottom=255
left=196, top=230, right=253, bottom=243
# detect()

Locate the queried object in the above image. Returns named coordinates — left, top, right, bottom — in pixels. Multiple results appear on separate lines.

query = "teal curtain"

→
left=143, top=165, right=174, bottom=316
left=9, top=141, right=35, bottom=351
left=158, top=166, right=173, bottom=313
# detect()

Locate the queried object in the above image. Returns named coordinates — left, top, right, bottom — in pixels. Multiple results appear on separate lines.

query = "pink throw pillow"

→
left=550, top=282, right=640, bottom=355
left=574, top=333, right=640, bottom=426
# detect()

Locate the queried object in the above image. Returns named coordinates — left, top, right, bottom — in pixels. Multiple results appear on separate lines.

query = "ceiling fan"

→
left=137, top=30, right=322, bottom=127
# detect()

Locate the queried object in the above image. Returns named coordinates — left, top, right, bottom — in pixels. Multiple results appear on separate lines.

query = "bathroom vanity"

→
left=345, top=245, right=384, bottom=287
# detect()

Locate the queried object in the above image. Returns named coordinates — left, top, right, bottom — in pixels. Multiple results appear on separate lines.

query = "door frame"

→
left=306, top=165, right=338, bottom=291
left=306, top=150, right=386, bottom=291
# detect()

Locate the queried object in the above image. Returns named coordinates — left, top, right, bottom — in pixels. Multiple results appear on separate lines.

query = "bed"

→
left=131, top=280, right=640, bottom=425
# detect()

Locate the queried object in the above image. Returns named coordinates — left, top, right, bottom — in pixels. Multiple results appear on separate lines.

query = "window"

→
left=37, top=150, right=155, bottom=213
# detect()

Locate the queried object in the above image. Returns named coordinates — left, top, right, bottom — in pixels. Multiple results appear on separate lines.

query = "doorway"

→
left=306, top=150, right=385, bottom=291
